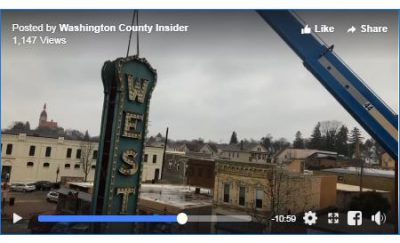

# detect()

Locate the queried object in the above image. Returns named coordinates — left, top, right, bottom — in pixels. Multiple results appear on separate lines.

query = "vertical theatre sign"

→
left=91, top=56, right=157, bottom=232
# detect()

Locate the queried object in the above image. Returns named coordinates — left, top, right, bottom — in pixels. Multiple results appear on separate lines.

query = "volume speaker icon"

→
left=371, top=211, right=386, bottom=225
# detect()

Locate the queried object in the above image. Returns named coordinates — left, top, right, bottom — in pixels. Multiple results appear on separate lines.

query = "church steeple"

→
left=38, top=103, right=58, bottom=129
left=39, top=103, right=48, bottom=127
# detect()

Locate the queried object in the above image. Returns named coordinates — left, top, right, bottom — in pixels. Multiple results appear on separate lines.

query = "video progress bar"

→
left=187, top=215, right=251, bottom=222
left=38, top=215, right=177, bottom=223
left=38, top=214, right=252, bottom=224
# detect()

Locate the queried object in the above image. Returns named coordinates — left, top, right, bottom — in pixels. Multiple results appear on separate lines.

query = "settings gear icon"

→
left=303, top=211, right=318, bottom=225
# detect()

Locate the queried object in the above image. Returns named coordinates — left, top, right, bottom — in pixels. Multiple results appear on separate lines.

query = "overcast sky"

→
left=2, top=11, right=398, bottom=143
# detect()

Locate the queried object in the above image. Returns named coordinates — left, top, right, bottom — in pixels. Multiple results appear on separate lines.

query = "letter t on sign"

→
left=116, top=187, right=135, bottom=214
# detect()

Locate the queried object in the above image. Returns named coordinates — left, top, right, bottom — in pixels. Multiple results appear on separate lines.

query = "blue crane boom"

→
left=257, top=11, right=398, bottom=161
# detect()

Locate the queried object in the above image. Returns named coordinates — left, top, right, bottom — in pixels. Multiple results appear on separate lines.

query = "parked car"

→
left=29, top=211, right=90, bottom=234
left=29, top=211, right=60, bottom=233
left=10, top=183, right=36, bottom=192
left=50, top=222, right=90, bottom=233
left=46, top=191, right=60, bottom=203
left=53, top=182, right=61, bottom=189
left=34, top=181, right=54, bottom=191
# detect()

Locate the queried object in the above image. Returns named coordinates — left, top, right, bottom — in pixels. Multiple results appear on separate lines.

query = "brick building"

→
left=212, top=160, right=336, bottom=233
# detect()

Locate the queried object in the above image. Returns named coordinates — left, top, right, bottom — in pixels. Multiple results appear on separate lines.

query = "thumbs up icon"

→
left=301, top=25, right=312, bottom=34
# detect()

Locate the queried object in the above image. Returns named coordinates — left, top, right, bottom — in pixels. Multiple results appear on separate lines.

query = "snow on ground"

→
left=139, top=184, right=212, bottom=208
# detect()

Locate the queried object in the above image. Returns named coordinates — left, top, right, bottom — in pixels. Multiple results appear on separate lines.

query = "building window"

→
left=74, top=164, right=80, bottom=169
left=207, top=168, right=213, bottom=178
left=6, top=144, right=13, bottom=155
left=223, top=183, right=230, bottom=203
left=43, top=162, right=50, bottom=168
left=26, top=162, right=34, bottom=167
left=29, top=145, right=36, bottom=156
left=197, top=168, right=203, bottom=177
left=255, top=189, right=263, bottom=209
left=76, top=149, right=81, bottom=159
left=237, top=152, right=239, bottom=158
left=65, top=163, right=71, bottom=169
left=93, top=150, right=98, bottom=160
left=66, top=148, right=72, bottom=158
left=239, top=186, right=246, bottom=206
left=184, top=167, right=189, bottom=176
left=91, top=165, right=96, bottom=169
left=144, top=154, right=148, bottom=162
left=45, top=147, right=52, bottom=157
left=152, top=154, right=157, bottom=163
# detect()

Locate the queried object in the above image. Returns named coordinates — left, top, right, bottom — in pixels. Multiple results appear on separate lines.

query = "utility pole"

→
left=2, top=173, right=10, bottom=217
left=161, top=127, right=169, bottom=180
left=56, top=167, right=60, bottom=183
left=356, top=138, right=364, bottom=195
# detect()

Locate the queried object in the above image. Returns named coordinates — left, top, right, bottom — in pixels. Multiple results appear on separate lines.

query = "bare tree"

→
left=244, top=164, right=293, bottom=233
left=264, top=164, right=289, bottom=232
left=319, top=120, right=343, bottom=150
left=319, top=120, right=342, bottom=135
left=80, top=131, right=94, bottom=182
left=248, top=164, right=316, bottom=233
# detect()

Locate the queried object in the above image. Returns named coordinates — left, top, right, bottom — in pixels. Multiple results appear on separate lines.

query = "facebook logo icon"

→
left=347, top=211, right=363, bottom=226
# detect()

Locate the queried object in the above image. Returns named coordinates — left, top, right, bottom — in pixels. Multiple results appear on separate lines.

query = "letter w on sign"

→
left=128, top=74, right=149, bottom=103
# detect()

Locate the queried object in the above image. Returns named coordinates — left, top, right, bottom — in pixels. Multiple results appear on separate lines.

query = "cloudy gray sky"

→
left=2, top=11, right=398, bottom=143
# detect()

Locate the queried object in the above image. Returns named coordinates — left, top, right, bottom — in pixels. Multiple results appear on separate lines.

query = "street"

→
left=2, top=190, right=57, bottom=233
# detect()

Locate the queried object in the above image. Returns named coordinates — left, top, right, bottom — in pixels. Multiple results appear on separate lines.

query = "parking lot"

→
left=2, top=190, right=57, bottom=233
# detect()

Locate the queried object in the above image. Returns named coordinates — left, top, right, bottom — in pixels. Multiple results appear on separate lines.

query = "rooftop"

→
left=216, top=143, right=266, bottom=152
left=274, top=148, right=340, bottom=159
left=2, top=131, right=99, bottom=143
left=336, top=183, right=388, bottom=193
left=66, top=182, right=94, bottom=188
left=321, top=167, right=395, bottom=178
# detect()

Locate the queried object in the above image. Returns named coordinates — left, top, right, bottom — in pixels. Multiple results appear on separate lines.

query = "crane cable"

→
left=126, top=10, right=140, bottom=57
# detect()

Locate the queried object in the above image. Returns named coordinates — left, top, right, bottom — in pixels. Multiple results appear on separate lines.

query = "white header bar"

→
left=0, top=0, right=400, bottom=9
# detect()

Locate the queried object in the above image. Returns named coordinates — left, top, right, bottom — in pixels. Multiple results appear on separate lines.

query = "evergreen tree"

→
left=293, top=131, right=305, bottom=149
left=363, top=138, right=381, bottom=164
left=324, top=130, right=336, bottom=151
left=349, top=127, right=362, bottom=143
left=372, top=139, right=385, bottom=163
left=349, top=127, right=363, bottom=159
left=229, top=131, right=238, bottom=144
left=261, top=134, right=273, bottom=151
left=272, top=138, right=291, bottom=152
left=9, top=121, right=29, bottom=132
left=25, top=122, right=31, bottom=131
left=84, top=130, right=90, bottom=141
left=335, top=125, right=349, bottom=156
left=308, top=122, right=322, bottom=149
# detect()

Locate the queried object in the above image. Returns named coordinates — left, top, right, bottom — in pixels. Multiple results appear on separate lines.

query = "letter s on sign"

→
left=118, top=149, right=138, bottom=176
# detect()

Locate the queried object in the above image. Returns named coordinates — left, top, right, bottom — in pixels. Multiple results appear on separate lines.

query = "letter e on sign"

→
left=122, top=112, right=143, bottom=139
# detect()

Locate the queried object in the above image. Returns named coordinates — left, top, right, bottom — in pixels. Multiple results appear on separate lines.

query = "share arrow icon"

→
left=347, top=26, right=356, bottom=33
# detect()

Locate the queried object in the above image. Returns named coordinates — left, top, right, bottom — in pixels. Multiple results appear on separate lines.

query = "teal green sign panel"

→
left=91, top=56, right=157, bottom=232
